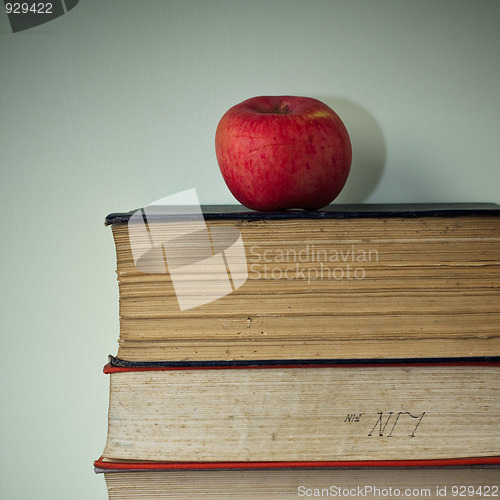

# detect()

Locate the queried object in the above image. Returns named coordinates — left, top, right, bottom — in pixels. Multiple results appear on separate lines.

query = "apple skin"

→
left=215, top=95, right=352, bottom=211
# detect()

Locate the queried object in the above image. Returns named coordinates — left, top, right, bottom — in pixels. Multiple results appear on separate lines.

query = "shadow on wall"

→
left=317, top=97, right=387, bottom=203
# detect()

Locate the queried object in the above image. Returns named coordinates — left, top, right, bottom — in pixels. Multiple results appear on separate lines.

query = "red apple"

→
left=215, top=95, right=351, bottom=211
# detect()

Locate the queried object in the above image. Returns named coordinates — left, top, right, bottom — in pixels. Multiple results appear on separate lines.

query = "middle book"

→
left=101, top=360, right=500, bottom=464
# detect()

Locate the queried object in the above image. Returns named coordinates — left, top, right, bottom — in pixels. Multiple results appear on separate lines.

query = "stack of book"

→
left=95, top=203, right=500, bottom=499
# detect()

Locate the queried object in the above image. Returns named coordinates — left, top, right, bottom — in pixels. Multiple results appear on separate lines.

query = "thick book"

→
left=98, top=359, right=500, bottom=464
left=96, top=466, right=500, bottom=499
left=105, top=203, right=500, bottom=362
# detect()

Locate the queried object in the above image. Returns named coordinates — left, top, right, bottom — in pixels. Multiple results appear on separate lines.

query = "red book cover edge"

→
left=94, top=456, right=500, bottom=471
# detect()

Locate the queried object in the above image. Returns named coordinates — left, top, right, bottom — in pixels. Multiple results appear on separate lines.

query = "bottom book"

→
left=97, top=466, right=500, bottom=499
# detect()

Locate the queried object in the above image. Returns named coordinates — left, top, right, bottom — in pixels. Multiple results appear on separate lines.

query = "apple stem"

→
left=272, top=104, right=290, bottom=114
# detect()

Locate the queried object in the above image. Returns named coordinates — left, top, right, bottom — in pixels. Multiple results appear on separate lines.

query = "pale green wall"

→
left=1, top=1, right=499, bottom=498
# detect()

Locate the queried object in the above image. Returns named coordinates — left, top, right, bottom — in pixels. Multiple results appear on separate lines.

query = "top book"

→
left=105, top=203, right=500, bottom=363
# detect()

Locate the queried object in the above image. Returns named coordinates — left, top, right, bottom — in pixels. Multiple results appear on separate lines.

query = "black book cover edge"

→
left=105, top=203, right=500, bottom=226
left=108, top=355, right=500, bottom=369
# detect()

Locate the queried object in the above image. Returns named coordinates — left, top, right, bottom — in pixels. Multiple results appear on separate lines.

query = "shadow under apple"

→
left=316, top=97, right=387, bottom=203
